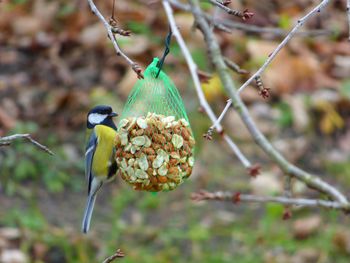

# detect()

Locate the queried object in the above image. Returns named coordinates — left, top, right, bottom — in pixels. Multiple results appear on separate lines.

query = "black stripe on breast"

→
left=107, top=161, right=118, bottom=179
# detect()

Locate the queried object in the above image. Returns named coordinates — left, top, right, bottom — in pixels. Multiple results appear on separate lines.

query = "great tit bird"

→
left=82, top=105, right=118, bottom=233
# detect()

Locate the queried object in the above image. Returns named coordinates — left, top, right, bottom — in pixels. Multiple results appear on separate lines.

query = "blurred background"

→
left=0, top=0, right=350, bottom=262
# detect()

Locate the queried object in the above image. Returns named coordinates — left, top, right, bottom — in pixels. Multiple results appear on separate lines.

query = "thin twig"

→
left=189, top=0, right=349, bottom=205
left=209, top=1, right=220, bottom=32
left=209, top=100, right=231, bottom=132
left=191, top=190, right=350, bottom=212
left=168, top=0, right=332, bottom=37
left=203, top=0, right=331, bottom=132
left=102, top=249, right=125, bottom=263
left=347, top=0, right=350, bottom=40
left=282, top=176, right=293, bottom=219
left=162, top=0, right=251, bottom=168
left=218, top=19, right=332, bottom=37
left=284, top=176, right=292, bottom=199
left=208, top=0, right=254, bottom=21
left=224, top=57, right=249, bottom=74
left=0, top=134, right=54, bottom=155
left=86, top=0, right=143, bottom=78
left=237, top=0, right=330, bottom=93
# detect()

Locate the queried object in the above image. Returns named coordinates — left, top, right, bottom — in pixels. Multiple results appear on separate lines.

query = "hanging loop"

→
left=156, top=27, right=172, bottom=78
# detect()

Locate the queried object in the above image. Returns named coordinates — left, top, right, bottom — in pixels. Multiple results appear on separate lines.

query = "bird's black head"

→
left=87, top=105, right=118, bottom=130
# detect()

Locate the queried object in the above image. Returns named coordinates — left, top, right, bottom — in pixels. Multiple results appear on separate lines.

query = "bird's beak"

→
left=109, top=112, right=118, bottom=117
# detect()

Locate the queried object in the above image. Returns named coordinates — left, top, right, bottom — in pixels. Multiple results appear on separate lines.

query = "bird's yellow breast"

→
left=91, top=125, right=117, bottom=177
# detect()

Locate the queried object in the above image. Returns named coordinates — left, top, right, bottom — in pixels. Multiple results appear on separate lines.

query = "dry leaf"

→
left=12, top=16, right=41, bottom=36
left=293, top=216, right=322, bottom=239
left=247, top=40, right=319, bottom=94
left=201, top=74, right=226, bottom=102
left=79, top=23, right=106, bottom=48
left=250, top=172, right=282, bottom=196
left=315, top=100, right=344, bottom=135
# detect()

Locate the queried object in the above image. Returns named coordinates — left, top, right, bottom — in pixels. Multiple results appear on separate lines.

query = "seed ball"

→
left=116, top=113, right=195, bottom=191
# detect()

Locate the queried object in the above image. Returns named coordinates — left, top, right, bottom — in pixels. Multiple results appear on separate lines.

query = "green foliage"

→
left=10, top=0, right=27, bottom=5
left=0, top=122, right=83, bottom=195
left=126, top=21, right=152, bottom=35
left=275, top=102, right=293, bottom=128
left=188, top=224, right=210, bottom=241
left=278, top=14, right=292, bottom=29
left=191, top=48, right=208, bottom=69
left=325, top=161, right=350, bottom=187
left=138, top=193, right=161, bottom=210
left=2, top=208, right=47, bottom=231
left=57, top=3, right=76, bottom=17
left=340, top=79, right=350, bottom=99
left=200, top=2, right=212, bottom=11
left=244, top=53, right=267, bottom=70
left=169, top=42, right=181, bottom=58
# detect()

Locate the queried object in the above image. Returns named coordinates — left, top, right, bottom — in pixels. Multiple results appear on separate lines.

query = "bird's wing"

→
left=107, top=147, right=118, bottom=179
left=85, top=131, right=97, bottom=193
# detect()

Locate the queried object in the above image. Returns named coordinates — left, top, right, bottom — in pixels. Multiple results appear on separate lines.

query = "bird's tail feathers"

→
left=82, top=193, right=97, bottom=233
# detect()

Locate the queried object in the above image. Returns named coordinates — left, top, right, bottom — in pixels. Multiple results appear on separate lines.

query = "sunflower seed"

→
left=152, top=154, right=164, bottom=169
left=157, top=149, right=169, bottom=162
left=168, top=182, right=176, bottom=190
left=172, top=134, right=183, bottom=149
left=158, top=163, right=168, bottom=176
left=162, top=116, right=175, bottom=123
left=179, top=118, right=189, bottom=127
left=136, top=118, right=148, bottom=129
left=135, top=169, right=148, bottom=179
left=119, top=119, right=129, bottom=128
left=131, top=136, right=146, bottom=146
left=138, top=154, right=149, bottom=171
left=126, top=166, right=134, bottom=177
left=188, top=156, right=195, bottom=167
left=179, top=157, right=187, bottom=164
left=120, top=132, right=128, bottom=146
left=128, top=158, right=135, bottom=166
left=170, top=151, right=180, bottom=159
left=129, top=175, right=136, bottom=182
left=162, top=183, right=170, bottom=191
left=124, top=143, right=132, bottom=152
left=144, top=135, right=152, bottom=147
left=121, top=158, right=127, bottom=169
left=126, top=118, right=136, bottom=130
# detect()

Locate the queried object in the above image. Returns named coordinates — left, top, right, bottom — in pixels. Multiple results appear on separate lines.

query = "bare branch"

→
left=223, top=57, right=249, bottom=74
left=102, top=249, right=125, bottom=263
left=0, top=134, right=54, bottom=155
left=188, top=0, right=349, bottom=205
left=86, top=0, right=143, bottom=78
left=207, top=0, right=331, bottom=130
left=208, top=100, right=231, bottom=133
left=191, top=190, right=350, bottom=212
left=162, top=0, right=251, bottom=168
left=282, top=176, right=293, bottom=219
left=347, top=0, right=350, bottom=40
left=168, top=0, right=332, bottom=37
left=208, top=0, right=254, bottom=21
left=237, top=0, right=330, bottom=94
left=218, top=19, right=332, bottom=37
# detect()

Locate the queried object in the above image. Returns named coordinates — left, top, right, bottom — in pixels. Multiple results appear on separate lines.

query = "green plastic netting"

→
left=120, top=58, right=189, bottom=122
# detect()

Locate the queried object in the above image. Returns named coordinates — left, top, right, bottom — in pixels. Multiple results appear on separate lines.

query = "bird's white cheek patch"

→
left=88, top=113, right=107, bottom=124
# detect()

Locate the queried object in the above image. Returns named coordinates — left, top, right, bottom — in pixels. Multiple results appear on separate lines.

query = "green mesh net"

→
left=120, top=58, right=189, bottom=122
left=116, top=58, right=195, bottom=192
